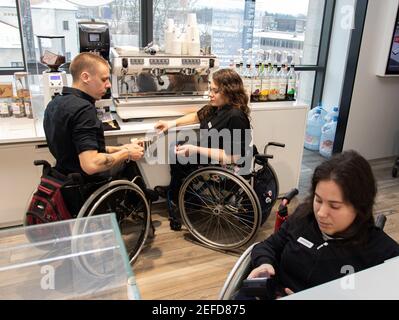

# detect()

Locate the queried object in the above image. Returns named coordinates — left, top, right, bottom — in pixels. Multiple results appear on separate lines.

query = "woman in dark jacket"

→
left=154, top=68, right=252, bottom=230
left=247, top=150, right=399, bottom=298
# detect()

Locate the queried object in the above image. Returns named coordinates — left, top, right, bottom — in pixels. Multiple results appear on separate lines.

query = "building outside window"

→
left=0, top=1, right=24, bottom=70
left=153, top=0, right=326, bottom=106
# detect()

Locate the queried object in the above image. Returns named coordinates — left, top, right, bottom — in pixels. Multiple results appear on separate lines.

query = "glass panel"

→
left=153, top=0, right=325, bottom=67
left=296, top=70, right=315, bottom=106
left=0, top=1, right=24, bottom=69
left=26, top=0, right=140, bottom=65
left=0, top=213, right=139, bottom=300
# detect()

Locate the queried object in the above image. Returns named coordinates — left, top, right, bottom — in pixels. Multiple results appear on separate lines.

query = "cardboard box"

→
left=0, top=84, right=13, bottom=98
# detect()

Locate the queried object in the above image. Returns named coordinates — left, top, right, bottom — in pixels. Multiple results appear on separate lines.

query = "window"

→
left=152, top=0, right=329, bottom=108
left=63, top=20, right=69, bottom=31
left=0, top=1, right=24, bottom=71
left=153, top=0, right=325, bottom=66
left=22, top=0, right=140, bottom=70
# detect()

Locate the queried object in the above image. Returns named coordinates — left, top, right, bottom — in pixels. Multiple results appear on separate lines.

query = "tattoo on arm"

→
left=103, top=154, right=115, bottom=168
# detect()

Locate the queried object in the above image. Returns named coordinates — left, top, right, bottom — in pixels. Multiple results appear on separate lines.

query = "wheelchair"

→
left=175, top=142, right=285, bottom=250
left=393, top=157, right=399, bottom=178
left=24, top=160, right=152, bottom=265
left=218, top=212, right=388, bottom=300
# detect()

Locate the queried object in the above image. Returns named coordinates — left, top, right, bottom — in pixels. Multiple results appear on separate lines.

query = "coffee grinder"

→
left=38, top=35, right=68, bottom=107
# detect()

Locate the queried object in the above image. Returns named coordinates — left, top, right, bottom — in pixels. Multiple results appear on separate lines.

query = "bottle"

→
left=278, top=64, right=288, bottom=100
left=250, top=63, right=261, bottom=103
left=11, top=96, right=26, bottom=118
left=23, top=97, right=33, bottom=119
left=287, top=65, right=297, bottom=101
left=268, top=64, right=279, bottom=101
left=259, top=62, right=270, bottom=102
left=309, top=105, right=327, bottom=124
left=304, top=109, right=324, bottom=151
left=319, top=116, right=338, bottom=158
left=0, top=96, right=12, bottom=118
left=242, top=64, right=253, bottom=100
left=324, top=106, right=339, bottom=123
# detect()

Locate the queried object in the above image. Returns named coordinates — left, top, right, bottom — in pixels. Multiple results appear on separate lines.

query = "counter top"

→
left=0, top=101, right=308, bottom=145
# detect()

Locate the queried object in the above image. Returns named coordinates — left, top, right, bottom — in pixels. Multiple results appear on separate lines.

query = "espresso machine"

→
left=110, top=47, right=219, bottom=120
left=78, top=20, right=110, bottom=61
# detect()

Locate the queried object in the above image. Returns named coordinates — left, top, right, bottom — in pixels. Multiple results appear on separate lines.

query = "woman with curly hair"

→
left=154, top=68, right=252, bottom=230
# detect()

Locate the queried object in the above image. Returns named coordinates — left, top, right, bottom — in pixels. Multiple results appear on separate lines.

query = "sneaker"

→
left=154, top=185, right=168, bottom=199
left=144, top=188, right=159, bottom=202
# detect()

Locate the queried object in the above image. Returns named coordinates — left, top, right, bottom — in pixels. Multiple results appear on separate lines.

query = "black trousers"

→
left=61, top=161, right=145, bottom=217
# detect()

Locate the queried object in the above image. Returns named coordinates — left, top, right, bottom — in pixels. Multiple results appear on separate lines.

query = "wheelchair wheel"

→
left=179, top=167, right=261, bottom=250
left=252, top=163, right=279, bottom=225
left=76, top=180, right=151, bottom=265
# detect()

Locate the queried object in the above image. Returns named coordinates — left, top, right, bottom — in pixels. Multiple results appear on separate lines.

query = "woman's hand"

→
left=284, top=288, right=294, bottom=295
left=175, top=144, right=198, bottom=157
left=247, top=263, right=275, bottom=279
left=155, top=120, right=174, bottom=134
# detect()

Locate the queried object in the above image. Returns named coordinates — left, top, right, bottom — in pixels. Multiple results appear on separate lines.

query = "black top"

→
left=251, top=206, right=399, bottom=293
left=197, top=104, right=251, bottom=157
left=44, top=87, right=106, bottom=176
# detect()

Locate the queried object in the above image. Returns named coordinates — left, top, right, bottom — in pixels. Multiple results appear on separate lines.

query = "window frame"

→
left=143, top=0, right=337, bottom=109
left=8, top=0, right=336, bottom=110
left=0, top=0, right=26, bottom=75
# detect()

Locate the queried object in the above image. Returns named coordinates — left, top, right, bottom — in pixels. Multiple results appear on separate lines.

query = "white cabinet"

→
left=0, top=143, right=55, bottom=227
left=251, top=103, right=308, bottom=195
left=0, top=102, right=308, bottom=227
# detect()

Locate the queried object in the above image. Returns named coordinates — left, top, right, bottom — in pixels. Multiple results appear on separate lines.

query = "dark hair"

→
left=201, top=68, right=250, bottom=119
left=297, top=150, right=376, bottom=242
left=70, top=52, right=109, bottom=83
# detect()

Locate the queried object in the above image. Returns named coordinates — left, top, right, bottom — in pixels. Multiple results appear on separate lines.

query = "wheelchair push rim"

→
left=76, top=181, right=151, bottom=265
left=179, top=167, right=261, bottom=250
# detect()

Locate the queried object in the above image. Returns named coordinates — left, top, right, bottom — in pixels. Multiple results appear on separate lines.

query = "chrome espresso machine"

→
left=110, top=47, right=219, bottom=120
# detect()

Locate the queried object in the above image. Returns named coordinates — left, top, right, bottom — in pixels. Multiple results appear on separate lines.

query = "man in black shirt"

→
left=44, top=53, right=149, bottom=214
left=44, top=52, right=144, bottom=178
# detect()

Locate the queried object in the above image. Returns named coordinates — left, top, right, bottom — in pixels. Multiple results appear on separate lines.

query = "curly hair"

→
left=201, top=68, right=250, bottom=119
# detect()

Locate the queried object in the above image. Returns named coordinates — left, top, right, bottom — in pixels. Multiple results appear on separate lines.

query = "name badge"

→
left=208, top=121, right=212, bottom=128
left=297, top=237, right=314, bottom=249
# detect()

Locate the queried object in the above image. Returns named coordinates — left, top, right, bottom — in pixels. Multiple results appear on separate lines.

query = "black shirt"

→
left=251, top=208, right=399, bottom=293
left=44, top=87, right=106, bottom=176
left=197, top=104, right=251, bottom=157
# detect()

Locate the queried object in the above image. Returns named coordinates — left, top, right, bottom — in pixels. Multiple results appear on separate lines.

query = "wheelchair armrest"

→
left=375, top=213, right=387, bottom=230
left=254, top=153, right=273, bottom=165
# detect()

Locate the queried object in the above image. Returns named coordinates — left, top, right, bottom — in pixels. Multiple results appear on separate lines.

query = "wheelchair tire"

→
left=76, top=181, right=151, bottom=265
left=179, top=167, right=261, bottom=250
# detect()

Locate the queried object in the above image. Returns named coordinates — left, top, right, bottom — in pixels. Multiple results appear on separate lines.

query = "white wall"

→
left=322, top=0, right=355, bottom=112
left=343, top=0, right=399, bottom=159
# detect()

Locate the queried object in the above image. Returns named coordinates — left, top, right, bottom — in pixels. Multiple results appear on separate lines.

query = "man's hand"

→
left=124, top=142, right=144, bottom=161
left=247, top=263, right=275, bottom=279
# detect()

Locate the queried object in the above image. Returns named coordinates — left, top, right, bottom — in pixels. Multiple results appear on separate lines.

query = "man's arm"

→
left=79, top=143, right=144, bottom=175
left=79, top=149, right=129, bottom=175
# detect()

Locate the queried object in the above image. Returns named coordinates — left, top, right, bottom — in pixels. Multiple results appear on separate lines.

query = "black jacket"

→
left=251, top=208, right=399, bottom=293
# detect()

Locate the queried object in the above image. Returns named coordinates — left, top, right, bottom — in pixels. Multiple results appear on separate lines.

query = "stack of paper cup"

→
left=164, top=18, right=175, bottom=54
left=172, top=30, right=182, bottom=55
left=181, top=32, right=188, bottom=55
left=187, top=13, right=197, bottom=28
left=186, top=13, right=200, bottom=55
